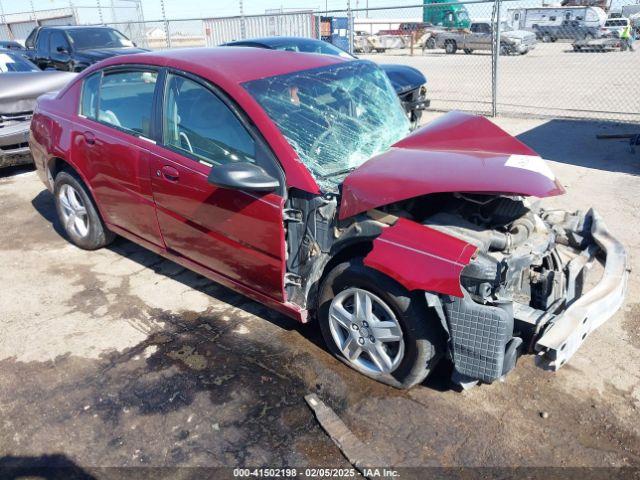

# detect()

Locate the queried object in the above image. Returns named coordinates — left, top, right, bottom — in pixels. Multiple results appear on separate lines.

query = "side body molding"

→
left=363, top=218, right=478, bottom=297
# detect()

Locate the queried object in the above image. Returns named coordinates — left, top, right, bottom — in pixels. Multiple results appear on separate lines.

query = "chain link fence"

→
left=0, top=1, right=638, bottom=122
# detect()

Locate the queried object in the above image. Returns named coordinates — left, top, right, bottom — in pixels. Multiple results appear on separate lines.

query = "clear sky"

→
left=0, top=0, right=630, bottom=24
left=1, top=0, right=426, bottom=22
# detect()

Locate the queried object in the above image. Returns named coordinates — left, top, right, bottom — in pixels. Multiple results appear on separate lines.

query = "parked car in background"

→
left=0, top=50, right=75, bottom=167
left=0, top=40, right=25, bottom=51
left=30, top=48, right=628, bottom=389
left=435, top=21, right=537, bottom=54
left=603, top=17, right=630, bottom=38
left=24, top=26, right=148, bottom=72
left=533, top=20, right=602, bottom=42
left=222, top=37, right=429, bottom=127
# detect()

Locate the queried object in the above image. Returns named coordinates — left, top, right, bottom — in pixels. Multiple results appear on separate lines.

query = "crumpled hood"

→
left=76, top=47, right=148, bottom=61
left=0, top=71, right=76, bottom=114
left=339, top=111, right=565, bottom=220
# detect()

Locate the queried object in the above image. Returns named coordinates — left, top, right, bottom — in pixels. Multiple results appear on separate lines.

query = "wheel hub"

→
left=328, top=287, right=405, bottom=375
left=58, top=184, right=89, bottom=238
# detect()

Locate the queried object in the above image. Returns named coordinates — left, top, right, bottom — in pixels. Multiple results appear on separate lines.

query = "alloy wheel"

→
left=328, top=287, right=405, bottom=375
left=58, top=184, right=89, bottom=238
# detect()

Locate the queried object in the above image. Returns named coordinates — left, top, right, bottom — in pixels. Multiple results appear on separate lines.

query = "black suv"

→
left=24, top=25, right=148, bottom=72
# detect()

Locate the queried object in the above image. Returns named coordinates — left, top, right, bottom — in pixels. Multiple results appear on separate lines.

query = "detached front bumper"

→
left=0, top=120, right=32, bottom=168
left=535, top=209, right=629, bottom=369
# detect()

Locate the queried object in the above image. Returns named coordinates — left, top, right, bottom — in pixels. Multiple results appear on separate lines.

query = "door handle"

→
left=82, top=131, right=95, bottom=145
left=160, top=165, right=180, bottom=182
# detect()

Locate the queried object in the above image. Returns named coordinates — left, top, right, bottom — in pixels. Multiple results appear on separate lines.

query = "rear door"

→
left=74, top=67, right=164, bottom=248
left=147, top=71, right=286, bottom=300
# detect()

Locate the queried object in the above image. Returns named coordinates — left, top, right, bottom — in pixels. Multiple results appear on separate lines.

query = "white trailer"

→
left=507, top=6, right=607, bottom=30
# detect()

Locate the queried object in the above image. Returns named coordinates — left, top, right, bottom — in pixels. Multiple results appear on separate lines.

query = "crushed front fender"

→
left=363, top=217, right=477, bottom=297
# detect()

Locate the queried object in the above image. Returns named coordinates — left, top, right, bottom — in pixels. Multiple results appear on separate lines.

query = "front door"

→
left=148, top=72, right=286, bottom=301
left=49, top=30, right=72, bottom=71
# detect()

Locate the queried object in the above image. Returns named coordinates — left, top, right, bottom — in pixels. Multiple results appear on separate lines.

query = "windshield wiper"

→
left=317, top=166, right=357, bottom=180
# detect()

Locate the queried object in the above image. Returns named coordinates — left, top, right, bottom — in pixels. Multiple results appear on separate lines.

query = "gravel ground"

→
left=0, top=113, right=639, bottom=477
left=362, top=41, right=640, bottom=122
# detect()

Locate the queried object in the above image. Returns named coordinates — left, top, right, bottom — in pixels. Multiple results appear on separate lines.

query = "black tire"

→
left=318, top=258, right=444, bottom=389
left=542, top=34, right=552, bottom=43
left=425, top=37, right=436, bottom=49
left=54, top=169, right=115, bottom=250
left=444, top=40, right=457, bottom=54
left=463, top=48, right=473, bottom=54
left=499, top=44, right=510, bottom=55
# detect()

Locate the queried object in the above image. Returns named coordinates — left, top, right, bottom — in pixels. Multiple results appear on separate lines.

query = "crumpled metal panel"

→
left=363, top=217, right=477, bottom=297
left=339, top=111, right=565, bottom=220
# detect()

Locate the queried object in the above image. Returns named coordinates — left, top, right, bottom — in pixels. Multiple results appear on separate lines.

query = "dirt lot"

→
left=0, top=113, right=639, bottom=477
left=363, top=41, right=640, bottom=122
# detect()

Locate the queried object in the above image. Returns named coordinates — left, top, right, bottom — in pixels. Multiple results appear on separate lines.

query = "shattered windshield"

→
left=243, top=61, right=410, bottom=191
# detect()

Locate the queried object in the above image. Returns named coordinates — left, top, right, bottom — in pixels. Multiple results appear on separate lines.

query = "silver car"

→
left=0, top=50, right=75, bottom=168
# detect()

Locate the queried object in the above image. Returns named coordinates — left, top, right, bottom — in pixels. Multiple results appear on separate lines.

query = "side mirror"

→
left=207, top=162, right=279, bottom=192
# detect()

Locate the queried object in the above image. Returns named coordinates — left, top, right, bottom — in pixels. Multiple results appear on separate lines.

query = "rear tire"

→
left=54, top=170, right=115, bottom=250
left=542, top=34, right=552, bottom=43
left=318, top=258, right=443, bottom=389
left=444, top=40, right=457, bottom=54
left=463, top=48, right=473, bottom=54
left=425, top=37, right=436, bottom=49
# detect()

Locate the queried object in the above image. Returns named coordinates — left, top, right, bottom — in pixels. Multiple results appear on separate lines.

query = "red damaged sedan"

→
left=30, top=48, right=628, bottom=389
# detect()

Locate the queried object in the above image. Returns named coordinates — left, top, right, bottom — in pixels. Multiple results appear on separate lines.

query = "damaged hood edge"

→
left=339, top=111, right=565, bottom=220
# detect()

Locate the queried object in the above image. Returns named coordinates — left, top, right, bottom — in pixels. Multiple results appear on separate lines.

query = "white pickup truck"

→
left=435, top=21, right=537, bottom=55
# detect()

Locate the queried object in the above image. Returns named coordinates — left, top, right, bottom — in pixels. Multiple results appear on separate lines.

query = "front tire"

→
left=54, top=170, right=115, bottom=250
left=318, top=259, right=443, bottom=389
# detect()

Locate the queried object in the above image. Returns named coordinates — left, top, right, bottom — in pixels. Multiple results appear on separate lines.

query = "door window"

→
left=96, top=70, right=158, bottom=138
left=80, top=72, right=101, bottom=119
left=36, top=30, right=51, bottom=52
left=50, top=31, right=70, bottom=53
left=162, top=73, right=256, bottom=167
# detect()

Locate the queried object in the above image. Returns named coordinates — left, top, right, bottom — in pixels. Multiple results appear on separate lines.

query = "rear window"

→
left=605, top=20, right=627, bottom=27
left=81, top=69, right=158, bottom=138
left=80, top=72, right=101, bottom=118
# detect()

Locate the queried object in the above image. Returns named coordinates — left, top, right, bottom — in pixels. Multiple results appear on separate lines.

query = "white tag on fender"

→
left=505, top=154, right=555, bottom=181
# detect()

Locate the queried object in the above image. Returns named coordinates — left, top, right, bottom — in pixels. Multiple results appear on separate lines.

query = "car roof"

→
left=91, top=46, right=348, bottom=84
left=40, top=25, right=117, bottom=30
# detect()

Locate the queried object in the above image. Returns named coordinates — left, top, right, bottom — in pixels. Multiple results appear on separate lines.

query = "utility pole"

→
left=0, top=0, right=6, bottom=39
left=160, top=0, right=171, bottom=48
left=347, top=0, right=354, bottom=54
left=491, top=0, right=502, bottom=117
left=97, top=0, right=104, bottom=24
left=30, top=0, right=36, bottom=20
left=239, top=0, right=246, bottom=39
